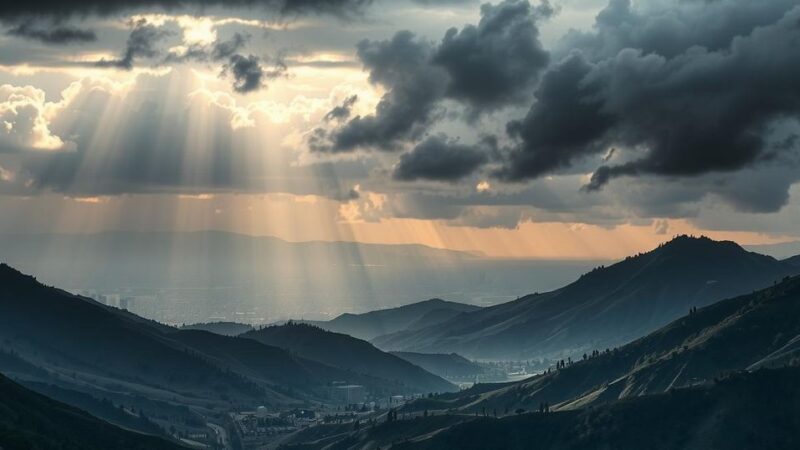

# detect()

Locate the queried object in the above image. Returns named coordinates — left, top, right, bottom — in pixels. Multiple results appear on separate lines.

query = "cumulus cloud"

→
left=312, top=0, right=549, bottom=152
left=433, top=0, right=549, bottom=113
left=393, top=134, right=490, bottom=182
left=315, top=30, right=447, bottom=152
left=0, top=84, right=74, bottom=152
left=498, top=0, right=800, bottom=214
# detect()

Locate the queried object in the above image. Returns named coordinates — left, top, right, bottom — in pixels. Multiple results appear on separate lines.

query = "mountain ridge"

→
left=372, top=236, right=798, bottom=360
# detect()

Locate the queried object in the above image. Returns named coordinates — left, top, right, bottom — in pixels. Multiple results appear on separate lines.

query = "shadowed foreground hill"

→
left=242, top=323, right=456, bottom=394
left=0, top=262, right=450, bottom=432
left=0, top=373, right=182, bottom=450
left=282, top=367, right=800, bottom=450
left=373, top=236, right=797, bottom=360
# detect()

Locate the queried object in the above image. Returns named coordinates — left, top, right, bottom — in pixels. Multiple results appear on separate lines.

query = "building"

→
left=330, top=385, right=366, bottom=404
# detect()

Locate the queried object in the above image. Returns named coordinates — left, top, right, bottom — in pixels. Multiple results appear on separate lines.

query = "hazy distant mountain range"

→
left=371, top=236, right=799, bottom=360
left=0, top=231, right=599, bottom=321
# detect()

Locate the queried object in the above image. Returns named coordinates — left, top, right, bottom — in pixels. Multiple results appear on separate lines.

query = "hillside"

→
left=785, top=255, right=800, bottom=269
left=373, top=236, right=797, bottom=360
left=390, top=352, right=485, bottom=380
left=307, top=298, right=480, bottom=341
left=0, top=373, right=182, bottom=450
left=400, top=273, right=800, bottom=416
left=0, top=262, right=430, bottom=433
left=180, top=321, right=254, bottom=336
left=308, top=367, right=800, bottom=450
left=242, top=323, right=456, bottom=394
left=0, top=263, right=273, bottom=407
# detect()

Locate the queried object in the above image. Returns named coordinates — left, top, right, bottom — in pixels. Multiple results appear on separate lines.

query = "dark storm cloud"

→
left=6, top=21, right=96, bottom=44
left=313, top=0, right=549, bottom=153
left=433, top=0, right=549, bottom=112
left=393, top=134, right=489, bottom=182
left=498, top=0, right=800, bottom=215
left=319, top=30, right=447, bottom=152
left=324, top=95, right=358, bottom=122
left=0, top=0, right=374, bottom=20
left=223, top=53, right=287, bottom=93
left=95, top=19, right=169, bottom=69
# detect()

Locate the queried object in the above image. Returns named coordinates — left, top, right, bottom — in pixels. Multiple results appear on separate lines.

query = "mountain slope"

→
left=242, top=323, right=456, bottom=394
left=0, top=373, right=182, bottom=450
left=784, top=254, right=800, bottom=269
left=373, top=236, right=797, bottom=360
left=282, top=367, right=800, bottom=450
left=403, top=273, right=800, bottom=416
left=308, top=298, right=480, bottom=341
left=0, top=262, right=423, bottom=425
left=390, top=352, right=485, bottom=380
left=180, top=321, right=254, bottom=336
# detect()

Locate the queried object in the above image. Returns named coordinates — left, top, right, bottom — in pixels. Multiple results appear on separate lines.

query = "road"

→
left=207, top=422, right=231, bottom=450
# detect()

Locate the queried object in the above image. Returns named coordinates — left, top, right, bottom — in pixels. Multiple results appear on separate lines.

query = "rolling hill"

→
left=390, top=352, right=485, bottom=380
left=304, top=298, right=481, bottom=341
left=372, top=236, right=798, bottom=360
left=242, top=323, right=457, bottom=394
left=180, top=321, right=254, bottom=336
left=0, top=372, right=182, bottom=450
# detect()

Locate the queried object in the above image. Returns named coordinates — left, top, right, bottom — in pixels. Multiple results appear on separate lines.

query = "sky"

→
left=1, top=0, right=799, bottom=260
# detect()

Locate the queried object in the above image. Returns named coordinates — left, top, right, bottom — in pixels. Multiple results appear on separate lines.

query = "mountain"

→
left=181, top=321, right=254, bottom=336
left=242, top=323, right=457, bottom=394
left=785, top=254, right=800, bottom=269
left=294, top=367, right=800, bottom=450
left=390, top=352, right=485, bottom=380
left=0, top=262, right=442, bottom=436
left=0, top=372, right=182, bottom=450
left=401, top=272, right=800, bottom=416
left=306, top=298, right=481, bottom=341
left=373, top=236, right=798, bottom=360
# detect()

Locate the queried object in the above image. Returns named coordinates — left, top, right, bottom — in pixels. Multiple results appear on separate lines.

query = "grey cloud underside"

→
left=225, top=53, right=286, bottom=93
left=393, top=134, right=490, bottom=182
left=0, top=0, right=374, bottom=20
left=95, top=20, right=168, bottom=69
left=324, top=95, right=358, bottom=122
left=6, top=21, right=97, bottom=44
left=93, top=23, right=278, bottom=93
